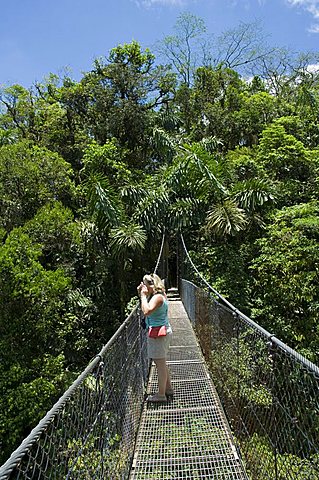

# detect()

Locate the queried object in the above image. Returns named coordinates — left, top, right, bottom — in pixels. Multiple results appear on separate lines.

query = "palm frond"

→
left=133, top=187, right=169, bottom=232
left=199, top=136, right=223, bottom=153
left=120, top=184, right=148, bottom=205
left=168, top=197, right=204, bottom=229
left=109, top=223, right=147, bottom=258
left=233, top=178, right=276, bottom=212
left=151, top=127, right=177, bottom=161
left=206, top=199, right=247, bottom=237
left=85, top=173, right=123, bottom=230
left=178, top=143, right=229, bottom=196
left=164, top=161, right=189, bottom=191
left=158, top=110, right=181, bottom=131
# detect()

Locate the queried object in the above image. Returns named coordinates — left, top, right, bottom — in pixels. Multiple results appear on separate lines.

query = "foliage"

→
left=80, top=41, right=175, bottom=167
left=109, top=223, right=147, bottom=258
left=64, top=433, right=130, bottom=480
left=242, top=433, right=319, bottom=480
left=0, top=141, right=75, bottom=232
left=1, top=27, right=319, bottom=469
left=0, top=229, right=77, bottom=461
left=257, top=121, right=317, bottom=205
left=0, top=355, right=68, bottom=462
left=251, top=202, right=319, bottom=362
left=205, top=199, right=247, bottom=237
left=22, top=202, right=83, bottom=273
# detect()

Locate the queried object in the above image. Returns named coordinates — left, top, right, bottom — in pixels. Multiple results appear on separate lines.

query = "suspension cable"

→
left=180, top=233, right=235, bottom=312
left=181, top=232, right=274, bottom=338
left=0, top=233, right=166, bottom=478
left=181, top=232, right=281, bottom=338
left=153, top=232, right=165, bottom=275
left=180, top=233, right=319, bottom=376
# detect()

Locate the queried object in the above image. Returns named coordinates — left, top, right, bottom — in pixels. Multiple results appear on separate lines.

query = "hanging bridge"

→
left=0, top=236, right=318, bottom=480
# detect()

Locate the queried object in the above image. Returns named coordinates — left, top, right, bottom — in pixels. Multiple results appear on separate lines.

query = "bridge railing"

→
left=180, top=279, right=319, bottom=480
left=0, top=307, right=148, bottom=480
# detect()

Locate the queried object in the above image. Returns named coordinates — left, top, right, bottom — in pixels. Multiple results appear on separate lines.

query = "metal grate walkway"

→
left=129, top=296, right=248, bottom=480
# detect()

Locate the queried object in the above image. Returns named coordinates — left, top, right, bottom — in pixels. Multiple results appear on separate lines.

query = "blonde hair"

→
left=143, top=273, right=166, bottom=294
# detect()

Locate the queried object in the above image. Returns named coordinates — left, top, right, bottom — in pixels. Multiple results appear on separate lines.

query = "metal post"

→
left=268, top=338, right=279, bottom=480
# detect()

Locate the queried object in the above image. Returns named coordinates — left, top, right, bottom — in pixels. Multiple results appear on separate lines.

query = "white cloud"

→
left=286, top=0, right=319, bottom=32
left=286, top=0, right=319, bottom=33
left=287, top=0, right=319, bottom=18
left=306, top=62, right=319, bottom=72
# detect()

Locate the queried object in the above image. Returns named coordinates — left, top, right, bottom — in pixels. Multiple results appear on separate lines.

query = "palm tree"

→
left=205, top=199, right=247, bottom=237
left=232, top=178, right=276, bottom=230
left=84, top=172, right=149, bottom=314
left=85, top=172, right=122, bottom=231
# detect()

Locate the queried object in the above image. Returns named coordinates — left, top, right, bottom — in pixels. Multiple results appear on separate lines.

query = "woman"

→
left=137, top=273, right=173, bottom=403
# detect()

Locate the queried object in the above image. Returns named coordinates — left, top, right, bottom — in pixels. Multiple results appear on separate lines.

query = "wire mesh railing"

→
left=0, top=307, right=149, bottom=480
left=180, top=278, right=319, bottom=480
left=130, top=299, right=248, bottom=480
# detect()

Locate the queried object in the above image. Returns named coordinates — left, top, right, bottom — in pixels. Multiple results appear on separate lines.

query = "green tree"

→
left=0, top=141, right=76, bottom=232
left=257, top=121, right=318, bottom=205
left=0, top=228, right=79, bottom=462
left=188, top=66, right=246, bottom=148
left=0, top=84, right=36, bottom=140
left=157, top=12, right=208, bottom=87
left=34, top=75, right=90, bottom=171
left=0, top=76, right=91, bottom=171
left=80, top=138, right=151, bottom=316
left=251, top=202, right=319, bottom=362
left=81, top=41, right=175, bottom=168
left=234, top=91, right=277, bottom=146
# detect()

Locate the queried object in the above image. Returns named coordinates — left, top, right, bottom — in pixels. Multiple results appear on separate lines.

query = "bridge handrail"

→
left=0, top=232, right=167, bottom=478
left=0, top=305, right=143, bottom=479
left=153, top=231, right=165, bottom=274
left=180, top=234, right=319, bottom=378
left=180, top=278, right=319, bottom=479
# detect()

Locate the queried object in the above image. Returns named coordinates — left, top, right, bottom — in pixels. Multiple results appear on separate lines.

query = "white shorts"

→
left=147, top=332, right=172, bottom=359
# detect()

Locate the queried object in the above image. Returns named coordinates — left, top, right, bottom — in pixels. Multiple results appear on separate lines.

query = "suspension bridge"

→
left=0, top=236, right=318, bottom=480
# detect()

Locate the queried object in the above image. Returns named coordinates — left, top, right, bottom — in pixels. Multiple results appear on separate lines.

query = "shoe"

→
left=165, top=388, right=174, bottom=397
left=146, top=393, right=167, bottom=403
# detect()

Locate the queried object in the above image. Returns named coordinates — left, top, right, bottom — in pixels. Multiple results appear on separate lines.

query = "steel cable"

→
left=180, top=233, right=319, bottom=377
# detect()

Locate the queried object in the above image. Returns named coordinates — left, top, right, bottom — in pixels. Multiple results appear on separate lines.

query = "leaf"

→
left=85, top=173, right=122, bottom=230
left=109, top=223, right=147, bottom=258
left=233, top=178, right=276, bottom=212
left=206, top=199, right=247, bottom=236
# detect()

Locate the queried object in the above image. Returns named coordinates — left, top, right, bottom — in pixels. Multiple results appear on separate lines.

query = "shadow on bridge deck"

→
left=129, top=295, right=248, bottom=480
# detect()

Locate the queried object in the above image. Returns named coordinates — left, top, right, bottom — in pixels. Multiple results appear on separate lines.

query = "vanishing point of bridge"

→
left=129, top=291, right=247, bottom=479
left=0, top=236, right=318, bottom=479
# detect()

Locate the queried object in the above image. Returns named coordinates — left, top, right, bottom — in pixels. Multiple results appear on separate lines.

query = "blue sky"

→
left=1, top=0, right=318, bottom=87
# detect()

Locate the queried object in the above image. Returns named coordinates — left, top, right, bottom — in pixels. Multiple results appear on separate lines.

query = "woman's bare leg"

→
left=166, top=364, right=172, bottom=391
left=154, top=358, right=167, bottom=395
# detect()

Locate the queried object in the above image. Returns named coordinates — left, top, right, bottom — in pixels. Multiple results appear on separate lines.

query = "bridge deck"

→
left=129, top=296, right=248, bottom=480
